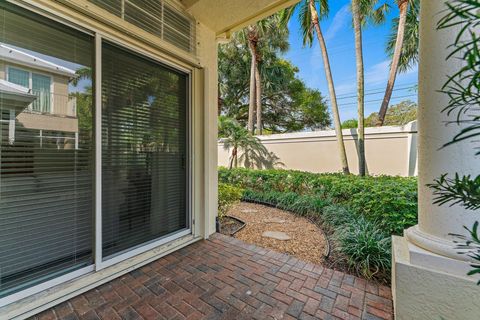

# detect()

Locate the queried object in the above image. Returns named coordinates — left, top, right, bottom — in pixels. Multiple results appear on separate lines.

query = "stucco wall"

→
left=218, top=121, right=417, bottom=176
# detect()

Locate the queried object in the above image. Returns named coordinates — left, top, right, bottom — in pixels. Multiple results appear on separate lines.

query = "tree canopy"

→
left=342, top=100, right=417, bottom=128
left=218, top=28, right=331, bottom=134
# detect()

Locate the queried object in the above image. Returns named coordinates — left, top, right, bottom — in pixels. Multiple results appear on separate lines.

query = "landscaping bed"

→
left=226, top=202, right=328, bottom=264
left=218, top=167, right=418, bottom=283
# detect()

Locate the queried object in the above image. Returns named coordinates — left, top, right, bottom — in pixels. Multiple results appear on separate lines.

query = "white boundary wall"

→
left=218, top=121, right=418, bottom=176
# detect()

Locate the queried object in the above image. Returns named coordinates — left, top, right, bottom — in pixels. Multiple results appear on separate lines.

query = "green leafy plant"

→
left=335, top=216, right=391, bottom=279
left=218, top=183, right=243, bottom=219
left=219, top=167, right=418, bottom=234
left=452, top=222, right=480, bottom=284
left=429, top=174, right=480, bottom=210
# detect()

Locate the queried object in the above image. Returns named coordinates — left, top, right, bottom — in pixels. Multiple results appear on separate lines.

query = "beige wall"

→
left=218, top=121, right=418, bottom=176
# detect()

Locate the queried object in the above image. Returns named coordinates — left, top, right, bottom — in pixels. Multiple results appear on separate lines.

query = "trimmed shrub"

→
left=243, top=189, right=331, bottom=216
left=219, top=167, right=417, bottom=234
left=218, top=183, right=243, bottom=218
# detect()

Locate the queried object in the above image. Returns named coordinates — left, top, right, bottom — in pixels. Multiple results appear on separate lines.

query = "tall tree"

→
left=281, top=0, right=350, bottom=174
left=351, top=0, right=389, bottom=176
left=377, top=0, right=418, bottom=126
left=352, top=0, right=365, bottom=176
left=247, top=25, right=258, bottom=133
left=241, top=16, right=289, bottom=134
left=218, top=40, right=331, bottom=133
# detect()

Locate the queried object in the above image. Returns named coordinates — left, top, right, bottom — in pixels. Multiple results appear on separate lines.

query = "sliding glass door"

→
left=0, top=3, right=190, bottom=300
left=101, top=42, right=189, bottom=259
left=0, top=3, right=94, bottom=297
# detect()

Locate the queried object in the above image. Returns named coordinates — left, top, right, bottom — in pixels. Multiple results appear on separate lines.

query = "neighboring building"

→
left=0, top=43, right=79, bottom=148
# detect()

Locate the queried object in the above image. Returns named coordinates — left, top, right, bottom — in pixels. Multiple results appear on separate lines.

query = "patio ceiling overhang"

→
left=180, top=0, right=300, bottom=38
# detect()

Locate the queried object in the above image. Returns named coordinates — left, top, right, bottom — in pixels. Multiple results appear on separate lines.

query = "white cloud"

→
left=324, top=5, right=350, bottom=42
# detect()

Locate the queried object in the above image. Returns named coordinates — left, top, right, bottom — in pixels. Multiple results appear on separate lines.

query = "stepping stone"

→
left=262, top=231, right=291, bottom=241
left=264, top=218, right=286, bottom=224
left=241, top=209, right=258, bottom=213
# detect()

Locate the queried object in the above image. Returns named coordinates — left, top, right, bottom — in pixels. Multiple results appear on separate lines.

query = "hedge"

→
left=219, top=167, right=418, bottom=235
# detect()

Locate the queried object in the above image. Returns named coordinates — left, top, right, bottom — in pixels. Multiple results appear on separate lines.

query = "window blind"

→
left=0, top=3, right=94, bottom=297
left=101, top=42, right=188, bottom=259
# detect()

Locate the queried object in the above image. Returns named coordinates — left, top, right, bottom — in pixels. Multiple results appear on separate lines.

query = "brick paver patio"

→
left=31, top=234, right=393, bottom=320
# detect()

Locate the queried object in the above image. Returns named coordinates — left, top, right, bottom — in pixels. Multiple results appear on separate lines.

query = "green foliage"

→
left=428, top=173, right=480, bottom=210
left=358, top=0, right=390, bottom=26
left=218, top=183, right=243, bottom=219
left=341, top=119, right=358, bottom=129
left=280, top=0, right=330, bottom=48
left=243, top=189, right=331, bottom=216
left=342, top=100, right=417, bottom=129
left=335, top=216, right=391, bottom=279
left=453, top=222, right=480, bottom=284
left=386, top=0, right=419, bottom=73
left=366, top=100, right=417, bottom=126
left=219, top=38, right=331, bottom=132
left=219, top=167, right=418, bottom=235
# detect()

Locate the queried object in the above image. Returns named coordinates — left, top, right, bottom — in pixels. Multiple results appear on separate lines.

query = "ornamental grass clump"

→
left=334, top=216, right=391, bottom=279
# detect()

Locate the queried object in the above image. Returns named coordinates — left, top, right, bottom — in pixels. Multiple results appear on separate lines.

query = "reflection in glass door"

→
left=101, top=42, right=189, bottom=258
left=0, top=3, right=94, bottom=298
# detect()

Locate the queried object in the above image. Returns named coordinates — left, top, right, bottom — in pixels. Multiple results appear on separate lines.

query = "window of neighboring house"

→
left=7, top=67, right=52, bottom=113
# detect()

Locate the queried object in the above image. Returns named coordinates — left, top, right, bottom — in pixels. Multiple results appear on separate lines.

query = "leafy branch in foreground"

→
left=428, top=174, right=480, bottom=210
left=451, top=222, right=480, bottom=285
left=428, top=0, right=480, bottom=284
left=437, top=0, right=480, bottom=127
left=429, top=0, right=480, bottom=208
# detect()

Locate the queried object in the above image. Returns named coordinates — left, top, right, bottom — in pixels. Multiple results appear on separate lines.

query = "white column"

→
left=392, top=1, right=480, bottom=319
left=404, top=0, right=480, bottom=264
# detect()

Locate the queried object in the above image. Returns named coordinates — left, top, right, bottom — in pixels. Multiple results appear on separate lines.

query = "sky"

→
left=282, top=0, right=418, bottom=122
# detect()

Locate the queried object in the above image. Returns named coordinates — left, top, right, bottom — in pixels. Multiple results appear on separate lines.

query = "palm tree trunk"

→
left=377, top=0, right=409, bottom=126
left=247, top=34, right=257, bottom=134
left=310, top=0, right=350, bottom=174
left=255, top=63, right=262, bottom=135
left=352, top=0, right=366, bottom=176
left=229, top=146, right=237, bottom=169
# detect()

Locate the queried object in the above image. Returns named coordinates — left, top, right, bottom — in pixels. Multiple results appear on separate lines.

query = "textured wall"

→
left=218, top=121, right=417, bottom=176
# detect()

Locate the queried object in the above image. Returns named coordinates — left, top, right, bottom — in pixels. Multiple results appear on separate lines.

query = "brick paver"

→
left=30, top=234, right=393, bottom=320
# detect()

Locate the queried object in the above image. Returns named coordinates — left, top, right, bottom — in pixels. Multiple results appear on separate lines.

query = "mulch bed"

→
left=224, top=202, right=328, bottom=265
left=218, top=216, right=245, bottom=236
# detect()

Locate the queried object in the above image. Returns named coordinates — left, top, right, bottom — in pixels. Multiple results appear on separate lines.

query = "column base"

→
left=392, top=235, right=480, bottom=320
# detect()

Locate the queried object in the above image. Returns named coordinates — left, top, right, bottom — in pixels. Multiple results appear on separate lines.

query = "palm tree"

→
left=376, top=0, right=418, bottom=126
left=352, top=0, right=365, bottom=176
left=246, top=25, right=258, bottom=133
left=281, top=0, right=350, bottom=175
left=241, top=16, right=289, bottom=135
left=351, top=0, right=389, bottom=176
